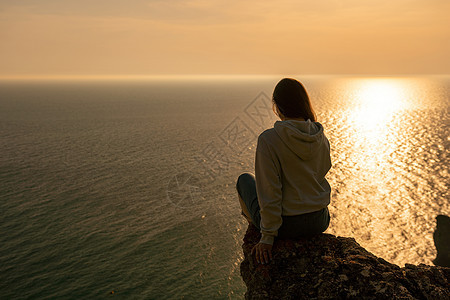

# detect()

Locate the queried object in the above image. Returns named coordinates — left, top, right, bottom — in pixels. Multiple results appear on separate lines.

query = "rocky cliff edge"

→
left=240, top=224, right=449, bottom=299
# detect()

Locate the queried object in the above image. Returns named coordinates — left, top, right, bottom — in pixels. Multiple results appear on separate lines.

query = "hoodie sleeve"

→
left=255, top=135, right=283, bottom=245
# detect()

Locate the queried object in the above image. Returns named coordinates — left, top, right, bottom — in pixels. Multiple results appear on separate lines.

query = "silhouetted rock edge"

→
left=241, top=224, right=450, bottom=300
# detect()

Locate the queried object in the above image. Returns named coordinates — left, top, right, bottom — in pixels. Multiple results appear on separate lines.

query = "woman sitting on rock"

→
left=236, top=78, right=332, bottom=265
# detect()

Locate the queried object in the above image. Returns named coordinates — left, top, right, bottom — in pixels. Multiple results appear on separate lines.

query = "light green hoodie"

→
left=255, top=119, right=332, bottom=245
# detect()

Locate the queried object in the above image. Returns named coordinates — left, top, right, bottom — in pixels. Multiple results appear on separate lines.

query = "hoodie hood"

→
left=274, top=119, right=325, bottom=160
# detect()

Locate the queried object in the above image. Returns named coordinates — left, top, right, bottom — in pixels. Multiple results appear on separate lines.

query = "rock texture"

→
left=434, top=215, right=450, bottom=267
left=241, top=224, right=450, bottom=300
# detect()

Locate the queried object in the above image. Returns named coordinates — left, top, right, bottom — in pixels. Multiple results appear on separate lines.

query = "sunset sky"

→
left=0, top=0, right=449, bottom=78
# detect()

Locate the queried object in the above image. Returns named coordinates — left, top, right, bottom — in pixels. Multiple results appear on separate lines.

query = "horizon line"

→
left=0, top=73, right=449, bottom=81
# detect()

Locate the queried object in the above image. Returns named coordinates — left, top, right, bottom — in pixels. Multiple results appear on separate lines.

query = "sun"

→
left=342, top=78, right=413, bottom=173
left=350, top=79, right=409, bottom=133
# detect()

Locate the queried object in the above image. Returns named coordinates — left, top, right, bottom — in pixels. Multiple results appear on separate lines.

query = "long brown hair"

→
left=272, top=78, right=317, bottom=122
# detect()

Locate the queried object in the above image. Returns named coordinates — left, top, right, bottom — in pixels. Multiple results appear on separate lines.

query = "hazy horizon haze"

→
left=0, top=0, right=449, bottom=77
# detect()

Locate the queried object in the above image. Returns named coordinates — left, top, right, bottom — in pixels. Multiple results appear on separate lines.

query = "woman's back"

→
left=236, top=77, right=331, bottom=264
left=256, top=119, right=331, bottom=216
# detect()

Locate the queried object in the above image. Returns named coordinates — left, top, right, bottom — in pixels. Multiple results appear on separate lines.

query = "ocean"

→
left=0, top=75, right=449, bottom=299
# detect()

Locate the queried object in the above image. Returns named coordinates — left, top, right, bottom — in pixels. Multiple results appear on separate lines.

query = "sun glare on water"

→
left=323, top=77, right=449, bottom=266
left=341, top=78, right=414, bottom=180
left=338, top=79, right=413, bottom=177
left=351, top=79, right=409, bottom=132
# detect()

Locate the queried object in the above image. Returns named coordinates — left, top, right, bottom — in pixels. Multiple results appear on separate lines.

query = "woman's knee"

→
left=236, top=172, right=255, bottom=195
left=236, top=172, right=255, bottom=187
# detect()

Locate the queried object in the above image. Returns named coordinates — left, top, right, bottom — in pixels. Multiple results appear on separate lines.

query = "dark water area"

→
left=0, top=76, right=449, bottom=299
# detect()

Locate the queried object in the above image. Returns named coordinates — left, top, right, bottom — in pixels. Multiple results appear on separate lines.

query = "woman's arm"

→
left=255, top=136, right=283, bottom=246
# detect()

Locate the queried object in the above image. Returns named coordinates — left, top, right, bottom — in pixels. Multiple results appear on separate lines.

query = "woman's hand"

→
left=251, top=242, right=273, bottom=264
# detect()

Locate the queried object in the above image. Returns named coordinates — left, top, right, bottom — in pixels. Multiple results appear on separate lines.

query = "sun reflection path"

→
left=350, top=79, right=410, bottom=135
left=324, top=77, right=449, bottom=266
left=345, top=79, right=413, bottom=175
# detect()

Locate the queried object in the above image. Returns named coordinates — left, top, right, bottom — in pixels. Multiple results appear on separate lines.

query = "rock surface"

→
left=240, top=224, right=450, bottom=299
left=434, top=215, right=450, bottom=267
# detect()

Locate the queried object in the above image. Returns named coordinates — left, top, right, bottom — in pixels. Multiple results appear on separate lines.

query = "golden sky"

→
left=0, top=0, right=449, bottom=77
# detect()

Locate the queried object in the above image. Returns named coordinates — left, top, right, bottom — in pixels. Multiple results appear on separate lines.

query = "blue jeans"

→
left=236, top=172, right=330, bottom=239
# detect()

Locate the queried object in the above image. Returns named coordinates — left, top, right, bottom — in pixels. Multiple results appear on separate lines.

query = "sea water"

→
left=0, top=76, right=449, bottom=299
